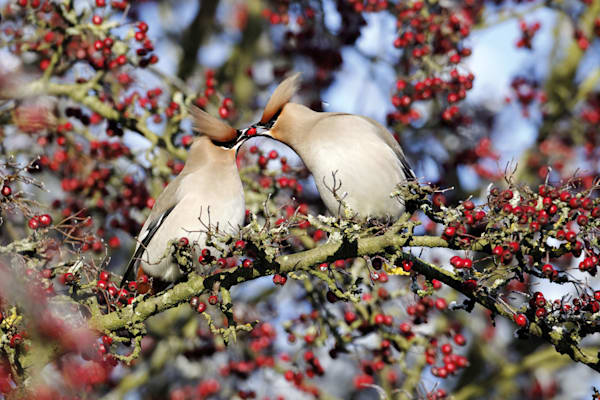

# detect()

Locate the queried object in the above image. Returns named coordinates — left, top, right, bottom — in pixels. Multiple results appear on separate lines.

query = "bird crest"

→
left=260, top=72, right=301, bottom=124
left=189, top=105, right=237, bottom=142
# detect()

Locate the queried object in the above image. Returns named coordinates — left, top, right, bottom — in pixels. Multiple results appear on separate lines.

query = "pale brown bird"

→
left=121, top=108, right=245, bottom=286
left=238, top=73, right=416, bottom=220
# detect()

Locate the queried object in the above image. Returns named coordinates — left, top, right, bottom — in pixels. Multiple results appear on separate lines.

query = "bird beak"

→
left=236, top=124, right=271, bottom=143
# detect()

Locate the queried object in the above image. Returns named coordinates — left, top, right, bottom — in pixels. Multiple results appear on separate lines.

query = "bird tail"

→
left=120, top=246, right=144, bottom=287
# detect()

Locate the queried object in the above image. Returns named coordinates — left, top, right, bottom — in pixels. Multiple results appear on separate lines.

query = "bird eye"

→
left=210, top=137, right=237, bottom=149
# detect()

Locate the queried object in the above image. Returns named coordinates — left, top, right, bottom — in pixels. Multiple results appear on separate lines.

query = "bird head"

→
left=236, top=72, right=301, bottom=144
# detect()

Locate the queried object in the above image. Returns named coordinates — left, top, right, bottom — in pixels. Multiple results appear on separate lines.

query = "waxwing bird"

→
left=238, top=73, right=416, bottom=220
left=121, top=109, right=245, bottom=286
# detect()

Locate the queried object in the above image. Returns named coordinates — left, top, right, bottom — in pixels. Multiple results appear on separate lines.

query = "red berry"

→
left=181, top=135, right=193, bottom=147
left=514, top=313, right=527, bottom=327
left=222, top=97, right=233, bottom=109
left=138, top=273, right=149, bottom=284
left=450, top=256, right=462, bottom=267
left=542, top=263, right=554, bottom=275
left=1, top=185, right=11, bottom=196
left=208, top=295, right=218, bottom=305
left=435, top=298, right=447, bottom=310
left=218, top=106, right=229, bottom=119
left=453, top=334, right=466, bottom=346
left=242, top=259, right=253, bottom=268
left=137, top=21, right=149, bottom=32
left=39, top=59, right=51, bottom=70
left=568, top=197, right=580, bottom=208
left=28, top=217, right=40, bottom=229
left=444, top=226, right=456, bottom=237
left=108, top=236, right=120, bottom=248
left=197, top=302, right=207, bottom=313
left=492, top=245, right=503, bottom=256
left=10, top=334, right=23, bottom=348
left=99, top=271, right=110, bottom=281
left=441, top=343, right=452, bottom=354
left=63, top=272, right=74, bottom=284
left=38, top=214, right=52, bottom=226
left=559, top=191, right=571, bottom=202
left=565, top=231, right=577, bottom=243
left=101, top=335, right=112, bottom=346
left=344, top=311, right=356, bottom=323
left=92, top=15, right=103, bottom=25
left=535, top=308, right=546, bottom=318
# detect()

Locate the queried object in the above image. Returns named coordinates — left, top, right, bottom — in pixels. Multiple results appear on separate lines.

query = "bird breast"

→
left=140, top=168, right=245, bottom=281
left=298, top=115, right=408, bottom=219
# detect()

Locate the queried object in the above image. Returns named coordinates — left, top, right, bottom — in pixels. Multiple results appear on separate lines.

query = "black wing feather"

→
left=400, top=156, right=417, bottom=181
left=120, top=205, right=176, bottom=287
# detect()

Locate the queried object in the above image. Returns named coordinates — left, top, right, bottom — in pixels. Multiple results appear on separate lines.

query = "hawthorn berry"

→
left=514, top=313, right=528, bottom=327
left=99, top=270, right=110, bottom=281
left=38, top=214, right=52, bottom=226
left=28, top=217, right=40, bottom=229
left=435, top=298, right=447, bottom=310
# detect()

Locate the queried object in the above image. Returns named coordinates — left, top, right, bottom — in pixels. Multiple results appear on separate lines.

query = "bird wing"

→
left=354, top=115, right=417, bottom=181
left=120, top=204, right=176, bottom=286
left=120, top=176, right=183, bottom=286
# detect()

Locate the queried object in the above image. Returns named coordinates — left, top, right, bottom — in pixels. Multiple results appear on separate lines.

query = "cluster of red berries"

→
left=426, top=339, right=469, bottom=379
left=508, top=76, right=544, bottom=117
left=27, top=214, right=52, bottom=229
left=89, top=140, right=131, bottom=160
left=169, top=379, right=221, bottom=400
left=345, top=0, right=389, bottom=13
left=394, top=2, right=472, bottom=60
left=193, top=70, right=221, bottom=109
left=441, top=199, right=487, bottom=245
left=405, top=296, right=446, bottom=324
left=390, top=67, right=475, bottom=127
left=449, top=256, right=472, bottom=269
left=96, top=270, right=140, bottom=306
left=516, top=20, right=541, bottom=49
